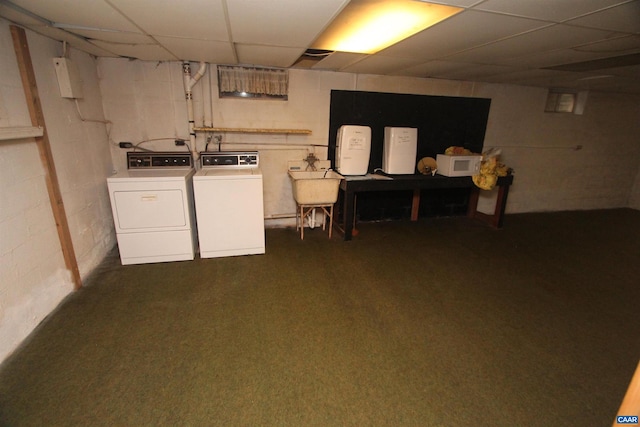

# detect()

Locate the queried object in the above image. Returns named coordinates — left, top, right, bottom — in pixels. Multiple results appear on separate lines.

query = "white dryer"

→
left=193, top=152, right=265, bottom=258
left=107, top=152, right=197, bottom=265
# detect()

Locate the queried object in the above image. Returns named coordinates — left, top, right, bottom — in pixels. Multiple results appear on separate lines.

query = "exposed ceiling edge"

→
left=292, top=48, right=334, bottom=68
left=544, top=52, right=640, bottom=72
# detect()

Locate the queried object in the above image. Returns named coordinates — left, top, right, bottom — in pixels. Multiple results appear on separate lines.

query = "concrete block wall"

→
left=100, top=57, right=640, bottom=221
left=99, top=60, right=359, bottom=224
left=476, top=85, right=640, bottom=213
left=0, top=20, right=115, bottom=363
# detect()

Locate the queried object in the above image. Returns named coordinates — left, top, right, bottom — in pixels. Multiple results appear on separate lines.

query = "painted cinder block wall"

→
left=101, top=57, right=640, bottom=219
left=1, top=20, right=639, bottom=364
left=0, top=20, right=115, bottom=363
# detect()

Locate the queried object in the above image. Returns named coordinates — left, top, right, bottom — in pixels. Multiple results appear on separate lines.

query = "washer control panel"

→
left=200, top=151, right=259, bottom=168
left=127, top=152, right=193, bottom=169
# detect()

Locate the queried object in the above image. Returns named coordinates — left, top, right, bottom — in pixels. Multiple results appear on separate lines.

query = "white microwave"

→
left=436, top=154, right=482, bottom=177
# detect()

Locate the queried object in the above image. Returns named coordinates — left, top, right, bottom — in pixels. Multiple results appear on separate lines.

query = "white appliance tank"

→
left=335, top=125, right=371, bottom=175
left=382, top=127, right=418, bottom=175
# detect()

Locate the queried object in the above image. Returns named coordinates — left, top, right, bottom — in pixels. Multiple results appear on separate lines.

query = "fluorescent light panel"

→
left=312, top=0, right=462, bottom=54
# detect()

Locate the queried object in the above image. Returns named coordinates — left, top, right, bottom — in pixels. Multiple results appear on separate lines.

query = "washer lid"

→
left=195, top=168, right=261, bottom=178
left=108, top=168, right=195, bottom=182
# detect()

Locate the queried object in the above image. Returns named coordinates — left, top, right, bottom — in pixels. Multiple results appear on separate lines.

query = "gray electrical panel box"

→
left=53, top=57, right=83, bottom=99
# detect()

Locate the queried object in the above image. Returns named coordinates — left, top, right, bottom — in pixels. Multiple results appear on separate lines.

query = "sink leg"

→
left=300, top=205, right=304, bottom=240
left=297, top=204, right=335, bottom=240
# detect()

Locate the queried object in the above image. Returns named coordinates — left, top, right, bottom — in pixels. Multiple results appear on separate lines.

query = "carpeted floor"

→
left=1, top=209, right=639, bottom=426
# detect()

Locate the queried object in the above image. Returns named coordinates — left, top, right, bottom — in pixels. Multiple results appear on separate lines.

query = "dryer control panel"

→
left=200, top=151, right=259, bottom=168
left=127, top=152, right=193, bottom=169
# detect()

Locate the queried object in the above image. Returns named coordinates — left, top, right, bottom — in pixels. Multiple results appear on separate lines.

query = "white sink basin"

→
left=288, top=170, right=343, bottom=205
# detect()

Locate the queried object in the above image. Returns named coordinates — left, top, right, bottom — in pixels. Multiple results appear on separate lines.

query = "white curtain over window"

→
left=218, top=65, right=288, bottom=96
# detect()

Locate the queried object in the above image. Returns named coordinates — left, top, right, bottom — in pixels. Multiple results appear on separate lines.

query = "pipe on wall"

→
left=182, top=61, right=207, bottom=160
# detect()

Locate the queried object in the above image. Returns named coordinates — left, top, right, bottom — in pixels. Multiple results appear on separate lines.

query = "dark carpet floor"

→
left=1, top=209, right=639, bottom=426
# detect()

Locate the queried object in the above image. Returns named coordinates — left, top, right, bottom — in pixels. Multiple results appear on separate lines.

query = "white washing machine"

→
left=107, top=152, right=197, bottom=265
left=193, top=152, right=265, bottom=258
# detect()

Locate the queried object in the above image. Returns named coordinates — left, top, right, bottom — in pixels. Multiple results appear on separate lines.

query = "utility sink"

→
left=288, top=170, right=344, bottom=205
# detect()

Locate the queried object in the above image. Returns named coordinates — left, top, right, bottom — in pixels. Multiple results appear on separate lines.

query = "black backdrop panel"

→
left=328, top=90, right=491, bottom=173
left=328, top=90, right=492, bottom=221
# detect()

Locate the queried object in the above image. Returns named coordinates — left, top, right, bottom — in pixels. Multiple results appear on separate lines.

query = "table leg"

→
left=493, top=184, right=510, bottom=228
left=411, top=189, right=420, bottom=221
left=342, top=190, right=355, bottom=241
left=467, top=183, right=509, bottom=229
left=467, top=187, right=480, bottom=219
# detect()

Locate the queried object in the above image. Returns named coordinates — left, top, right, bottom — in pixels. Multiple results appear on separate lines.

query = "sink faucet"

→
left=304, top=152, right=318, bottom=171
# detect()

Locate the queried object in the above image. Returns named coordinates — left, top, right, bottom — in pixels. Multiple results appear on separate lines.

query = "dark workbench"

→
left=337, top=173, right=514, bottom=240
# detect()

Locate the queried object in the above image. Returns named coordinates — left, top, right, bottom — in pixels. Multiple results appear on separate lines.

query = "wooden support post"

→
left=10, top=25, right=82, bottom=290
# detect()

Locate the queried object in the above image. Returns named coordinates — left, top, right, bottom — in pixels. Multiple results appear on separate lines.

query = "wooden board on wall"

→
left=328, top=90, right=492, bottom=173
left=11, top=25, right=82, bottom=289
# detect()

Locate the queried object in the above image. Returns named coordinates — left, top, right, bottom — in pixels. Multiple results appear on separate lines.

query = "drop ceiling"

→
left=1, top=0, right=639, bottom=94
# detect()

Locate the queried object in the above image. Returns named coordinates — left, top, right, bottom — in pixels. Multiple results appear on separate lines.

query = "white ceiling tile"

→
left=444, top=63, right=523, bottom=80
left=497, top=70, right=628, bottom=92
left=156, top=36, right=237, bottom=63
left=500, top=48, right=609, bottom=69
left=487, top=69, right=568, bottom=82
left=604, top=63, right=640, bottom=78
left=0, top=0, right=636, bottom=94
left=486, top=68, right=640, bottom=94
left=445, top=24, right=616, bottom=63
left=397, top=60, right=476, bottom=78
left=19, top=25, right=120, bottom=57
left=499, top=35, right=640, bottom=68
left=573, top=34, right=640, bottom=54
left=235, top=44, right=307, bottom=68
left=0, top=4, right=48, bottom=26
left=486, top=69, right=636, bottom=93
left=9, top=0, right=139, bottom=32
left=340, top=55, right=423, bottom=75
left=566, top=2, right=640, bottom=33
left=483, top=68, right=575, bottom=85
left=379, top=10, right=550, bottom=60
left=108, top=0, right=229, bottom=41
left=90, top=40, right=177, bottom=61
left=67, top=29, right=154, bottom=44
left=226, top=0, right=348, bottom=46
left=312, top=52, right=367, bottom=71
left=394, top=62, right=442, bottom=78
left=474, top=0, right=629, bottom=22
left=428, top=0, right=486, bottom=7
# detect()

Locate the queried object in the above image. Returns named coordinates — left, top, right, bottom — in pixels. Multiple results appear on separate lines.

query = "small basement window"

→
left=217, top=65, right=288, bottom=100
left=545, top=91, right=576, bottom=113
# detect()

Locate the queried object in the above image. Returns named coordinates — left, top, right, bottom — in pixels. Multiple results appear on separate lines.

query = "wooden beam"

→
left=10, top=25, right=82, bottom=290
left=193, top=127, right=312, bottom=135
left=0, top=126, right=43, bottom=141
